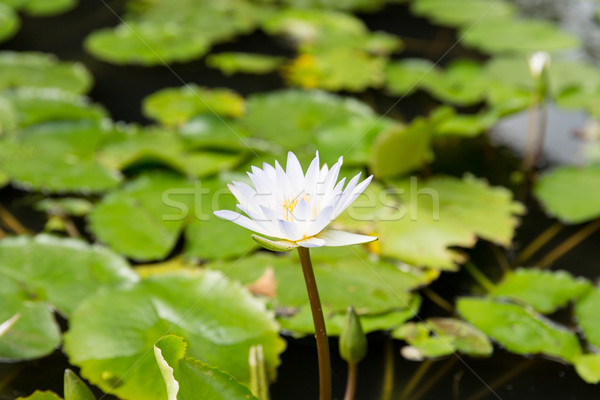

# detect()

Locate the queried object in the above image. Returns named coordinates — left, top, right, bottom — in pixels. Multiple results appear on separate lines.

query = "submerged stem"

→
left=380, top=335, right=394, bottom=400
left=537, top=219, right=600, bottom=269
left=516, top=222, right=563, bottom=266
left=463, top=263, right=495, bottom=292
left=297, top=247, right=331, bottom=400
left=0, top=203, right=30, bottom=235
left=343, top=363, right=358, bottom=400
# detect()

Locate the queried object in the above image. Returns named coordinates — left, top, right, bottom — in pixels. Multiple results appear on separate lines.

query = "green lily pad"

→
left=410, top=0, right=516, bottom=27
left=177, top=115, right=256, bottom=151
left=457, top=297, right=581, bottom=362
left=35, top=197, right=94, bottom=217
left=491, top=269, right=592, bottom=314
left=575, top=287, right=600, bottom=351
left=206, top=52, right=285, bottom=75
left=421, top=60, right=488, bottom=106
left=0, top=234, right=137, bottom=360
left=0, top=52, right=92, bottom=94
left=393, top=317, right=492, bottom=359
left=574, top=354, right=600, bottom=384
left=282, top=49, right=387, bottom=92
left=282, top=296, right=421, bottom=336
left=143, top=85, right=245, bottom=127
left=0, top=121, right=122, bottom=193
left=16, top=392, right=62, bottom=400
left=315, top=116, right=397, bottom=166
left=0, top=277, right=61, bottom=360
left=64, top=271, right=285, bottom=400
left=85, top=0, right=269, bottom=65
left=240, top=89, right=375, bottom=149
left=369, top=111, right=449, bottom=178
left=88, top=172, right=195, bottom=261
left=0, top=234, right=138, bottom=316
left=366, top=175, right=524, bottom=269
left=278, top=0, right=392, bottom=12
left=0, top=4, right=19, bottom=43
left=184, top=176, right=256, bottom=261
left=206, top=248, right=432, bottom=334
left=2, top=88, right=106, bottom=127
left=384, top=58, right=434, bottom=96
left=19, top=0, right=76, bottom=16
left=434, top=109, right=499, bottom=137
left=98, top=125, right=244, bottom=177
left=462, top=17, right=580, bottom=54
left=535, top=165, right=600, bottom=224
left=154, top=335, right=259, bottom=400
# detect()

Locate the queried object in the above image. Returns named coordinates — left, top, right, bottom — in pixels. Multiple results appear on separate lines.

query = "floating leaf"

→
left=279, top=0, right=392, bottom=12
left=394, top=317, right=492, bottom=359
left=369, top=112, right=447, bottom=178
left=240, top=89, right=375, bottom=149
left=384, top=58, right=434, bottom=96
left=16, top=391, right=62, bottom=400
left=89, top=172, right=194, bottom=261
left=0, top=277, right=61, bottom=360
left=64, top=271, right=285, bottom=400
left=535, top=164, right=600, bottom=224
left=0, top=121, right=122, bottom=193
left=434, top=109, right=499, bottom=137
left=35, top=197, right=94, bottom=217
left=143, top=85, right=245, bottom=127
left=491, top=269, right=592, bottom=314
left=98, top=125, right=244, bottom=177
left=421, top=60, right=488, bottom=106
left=19, top=0, right=77, bottom=16
left=367, top=175, right=524, bottom=269
left=0, top=4, right=19, bottom=43
left=462, top=17, right=580, bottom=54
left=206, top=52, right=285, bottom=75
left=206, top=248, right=431, bottom=334
left=2, top=88, right=106, bottom=127
left=458, top=297, right=581, bottom=362
left=574, top=354, right=600, bottom=384
left=411, top=0, right=516, bottom=27
left=184, top=176, right=256, bottom=260
left=282, top=49, right=386, bottom=92
left=0, top=234, right=138, bottom=316
left=85, top=0, right=269, bottom=65
left=178, top=115, right=256, bottom=151
left=575, top=287, right=600, bottom=351
left=154, top=335, right=259, bottom=400
left=0, top=234, right=137, bottom=360
left=0, top=52, right=92, bottom=94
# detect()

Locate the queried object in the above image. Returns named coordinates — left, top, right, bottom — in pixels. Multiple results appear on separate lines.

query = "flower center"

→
left=282, top=198, right=299, bottom=221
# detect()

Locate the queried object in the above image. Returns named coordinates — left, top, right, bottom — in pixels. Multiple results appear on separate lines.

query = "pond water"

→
left=1, top=1, right=600, bottom=400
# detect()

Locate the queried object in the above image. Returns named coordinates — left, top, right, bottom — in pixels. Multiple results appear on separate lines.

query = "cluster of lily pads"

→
left=2, top=0, right=600, bottom=399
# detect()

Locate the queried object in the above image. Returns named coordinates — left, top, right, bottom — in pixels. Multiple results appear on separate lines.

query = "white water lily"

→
left=528, top=51, right=550, bottom=79
left=214, top=151, right=377, bottom=248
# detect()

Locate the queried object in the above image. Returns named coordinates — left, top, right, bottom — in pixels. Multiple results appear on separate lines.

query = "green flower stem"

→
left=463, top=262, right=495, bottom=293
left=297, top=247, right=331, bottom=400
left=343, top=362, right=358, bottom=400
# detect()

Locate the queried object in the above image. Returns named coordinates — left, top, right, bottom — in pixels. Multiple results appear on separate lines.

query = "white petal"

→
left=277, top=220, right=303, bottom=241
left=286, top=151, right=304, bottom=182
left=333, top=174, right=372, bottom=219
left=314, top=229, right=378, bottom=247
left=307, top=205, right=334, bottom=237
left=213, top=210, right=271, bottom=236
left=297, top=236, right=326, bottom=247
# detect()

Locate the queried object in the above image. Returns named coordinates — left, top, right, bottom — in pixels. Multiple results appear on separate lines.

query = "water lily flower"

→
left=528, top=51, right=550, bottom=79
left=214, top=151, right=377, bottom=248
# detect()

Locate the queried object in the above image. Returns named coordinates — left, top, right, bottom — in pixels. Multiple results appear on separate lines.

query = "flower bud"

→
left=528, top=51, right=550, bottom=80
left=339, top=306, right=367, bottom=364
